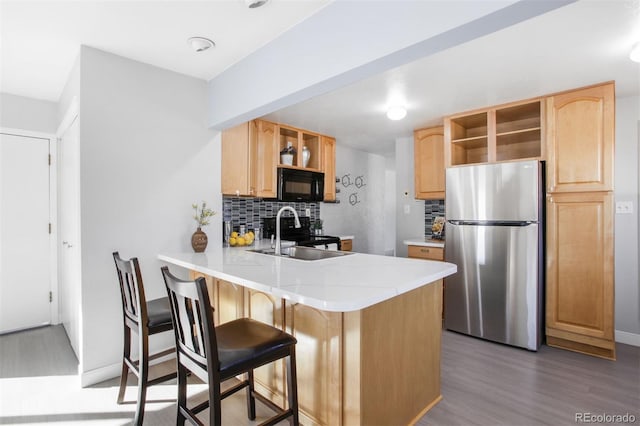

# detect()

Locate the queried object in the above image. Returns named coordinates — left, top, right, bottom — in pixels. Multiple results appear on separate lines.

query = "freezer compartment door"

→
left=444, top=222, right=542, bottom=350
left=446, top=160, right=540, bottom=222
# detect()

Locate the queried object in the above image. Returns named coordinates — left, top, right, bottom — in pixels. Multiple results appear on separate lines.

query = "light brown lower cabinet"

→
left=340, top=239, right=352, bottom=251
left=286, top=303, right=343, bottom=426
left=545, top=191, right=615, bottom=359
left=192, top=273, right=443, bottom=425
left=407, top=245, right=444, bottom=261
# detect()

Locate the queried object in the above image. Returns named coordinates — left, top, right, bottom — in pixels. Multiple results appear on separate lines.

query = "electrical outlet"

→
left=305, top=208, right=311, bottom=217
left=615, top=201, right=633, bottom=214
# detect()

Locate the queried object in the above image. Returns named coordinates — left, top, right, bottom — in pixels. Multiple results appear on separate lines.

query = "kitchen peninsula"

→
left=159, top=244, right=456, bottom=425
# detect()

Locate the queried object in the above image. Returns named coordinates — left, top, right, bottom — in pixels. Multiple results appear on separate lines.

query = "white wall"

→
left=394, top=136, right=425, bottom=258
left=614, top=95, right=640, bottom=340
left=76, top=47, right=220, bottom=382
left=56, top=56, right=82, bottom=365
left=0, top=93, right=57, bottom=133
left=321, top=145, right=387, bottom=254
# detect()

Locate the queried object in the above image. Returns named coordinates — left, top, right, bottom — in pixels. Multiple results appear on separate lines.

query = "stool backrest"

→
left=161, top=266, right=219, bottom=381
left=113, top=252, right=147, bottom=327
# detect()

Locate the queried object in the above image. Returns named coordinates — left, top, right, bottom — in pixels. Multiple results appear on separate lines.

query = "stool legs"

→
left=287, top=348, right=299, bottom=426
left=133, top=331, right=150, bottom=426
left=117, top=327, right=131, bottom=404
left=246, top=370, right=256, bottom=420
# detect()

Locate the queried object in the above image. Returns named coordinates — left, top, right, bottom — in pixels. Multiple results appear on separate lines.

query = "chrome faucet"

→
left=275, top=206, right=301, bottom=255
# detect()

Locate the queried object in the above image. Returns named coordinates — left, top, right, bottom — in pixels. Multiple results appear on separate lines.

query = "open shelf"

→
left=449, top=112, right=488, bottom=165
left=302, top=132, right=321, bottom=170
left=450, top=112, right=488, bottom=141
left=446, top=99, right=543, bottom=166
left=451, top=137, right=488, bottom=165
left=496, top=129, right=541, bottom=161
left=496, top=101, right=541, bottom=134
left=278, top=125, right=323, bottom=170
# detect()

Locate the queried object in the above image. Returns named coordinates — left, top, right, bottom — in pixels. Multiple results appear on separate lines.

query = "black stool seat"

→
left=217, top=318, right=297, bottom=378
left=162, top=266, right=299, bottom=426
left=146, top=297, right=173, bottom=328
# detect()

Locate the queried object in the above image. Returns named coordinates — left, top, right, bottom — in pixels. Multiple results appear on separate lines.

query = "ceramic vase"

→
left=191, top=227, right=208, bottom=252
left=280, top=153, right=293, bottom=166
left=302, top=146, right=311, bottom=168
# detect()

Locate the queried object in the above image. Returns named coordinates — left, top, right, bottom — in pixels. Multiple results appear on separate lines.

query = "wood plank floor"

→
left=0, top=325, right=638, bottom=425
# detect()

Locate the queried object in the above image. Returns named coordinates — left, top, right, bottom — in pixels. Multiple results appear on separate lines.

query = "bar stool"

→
left=113, top=252, right=176, bottom=425
left=161, top=266, right=299, bottom=426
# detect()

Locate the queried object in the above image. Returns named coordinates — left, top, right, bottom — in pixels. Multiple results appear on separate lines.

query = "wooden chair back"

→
left=113, top=252, right=147, bottom=328
left=161, top=266, right=220, bottom=383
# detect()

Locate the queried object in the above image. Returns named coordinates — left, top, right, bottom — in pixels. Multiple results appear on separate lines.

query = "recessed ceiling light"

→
left=187, top=37, right=215, bottom=53
left=245, top=0, right=269, bottom=8
left=386, top=106, right=407, bottom=121
left=630, top=43, right=640, bottom=63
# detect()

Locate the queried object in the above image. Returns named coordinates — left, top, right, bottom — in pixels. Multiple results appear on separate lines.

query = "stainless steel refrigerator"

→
left=444, top=160, right=543, bottom=351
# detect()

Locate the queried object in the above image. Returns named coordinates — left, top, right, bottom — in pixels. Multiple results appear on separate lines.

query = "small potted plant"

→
left=313, top=219, right=323, bottom=236
left=280, top=145, right=297, bottom=166
left=191, top=201, right=216, bottom=252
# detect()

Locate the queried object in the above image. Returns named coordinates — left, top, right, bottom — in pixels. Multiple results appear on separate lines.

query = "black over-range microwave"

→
left=277, top=167, right=324, bottom=202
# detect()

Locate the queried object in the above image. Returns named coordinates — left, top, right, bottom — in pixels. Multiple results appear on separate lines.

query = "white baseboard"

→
left=80, top=348, right=176, bottom=388
left=615, top=330, right=640, bottom=347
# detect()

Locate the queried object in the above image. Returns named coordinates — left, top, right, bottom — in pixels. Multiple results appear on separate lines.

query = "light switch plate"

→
left=615, top=201, right=633, bottom=214
left=404, top=204, right=411, bottom=214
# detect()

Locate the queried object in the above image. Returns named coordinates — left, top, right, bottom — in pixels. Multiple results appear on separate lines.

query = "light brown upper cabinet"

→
left=221, top=119, right=278, bottom=198
left=222, top=120, right=336, bottom=199
left=545, top=82, right=614, bottom=193
left=445, top=99, right=544, bottom=167
left=414, top=126, right=445, bottom=199
left=321, top=136, right=336, bottom=201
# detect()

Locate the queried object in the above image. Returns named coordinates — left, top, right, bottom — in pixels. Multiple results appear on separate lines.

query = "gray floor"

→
left=0, top=325, right=638, bottom=425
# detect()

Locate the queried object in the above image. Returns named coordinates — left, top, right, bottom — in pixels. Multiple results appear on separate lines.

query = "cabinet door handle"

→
left=420, top=248, right=430, bottom=253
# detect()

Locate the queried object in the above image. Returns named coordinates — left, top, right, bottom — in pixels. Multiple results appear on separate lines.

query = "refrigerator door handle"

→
left=447, top=220, right=537, bottom=227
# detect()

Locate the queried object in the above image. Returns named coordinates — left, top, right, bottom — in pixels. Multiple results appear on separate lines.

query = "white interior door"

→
left=58, top=115, right=81, bottom=358
left=0, top=133, right=51, bottom=334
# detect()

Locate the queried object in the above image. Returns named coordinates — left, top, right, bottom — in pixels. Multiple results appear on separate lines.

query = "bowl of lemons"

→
left=229, top=231, right=255, bottom=247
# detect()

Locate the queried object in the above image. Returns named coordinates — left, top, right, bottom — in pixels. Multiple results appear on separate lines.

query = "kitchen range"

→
left=263, top=216, right=342, bottom=250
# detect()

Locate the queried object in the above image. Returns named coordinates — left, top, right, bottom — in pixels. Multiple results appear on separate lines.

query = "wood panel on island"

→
left=221, top=119, right=337, bottom=200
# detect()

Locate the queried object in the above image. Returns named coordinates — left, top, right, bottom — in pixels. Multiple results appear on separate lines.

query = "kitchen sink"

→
left=250, top=246, right=354, bottom=261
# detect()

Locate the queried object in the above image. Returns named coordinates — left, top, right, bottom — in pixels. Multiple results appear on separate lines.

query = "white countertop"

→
left=338, top=235, right=354, bottom=240
left=403, top=237, right=445, bottom=248
left=159, top=241, right=456, bottom=313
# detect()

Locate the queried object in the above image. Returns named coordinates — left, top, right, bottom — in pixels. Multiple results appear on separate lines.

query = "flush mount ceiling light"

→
left=386, top=106, right=407, bottom=121
left=187, top=37, right=215, bottom=53
left=630, top=43, right=640, bottom=63
left=245, top=0, right=269, bottom=8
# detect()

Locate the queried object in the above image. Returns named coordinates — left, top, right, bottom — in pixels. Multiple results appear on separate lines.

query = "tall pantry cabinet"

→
left=545, top=82, right=616, bottom=359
